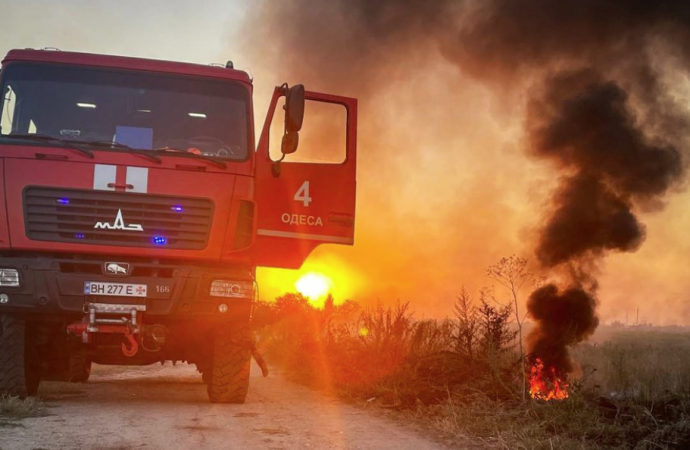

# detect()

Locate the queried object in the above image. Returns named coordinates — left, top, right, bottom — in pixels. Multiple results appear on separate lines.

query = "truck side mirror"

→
left=274, top=83, right=305, bottom=175
left=284, top=84, right=305, bottom=133
left=281, top=131, right=299, bottom=155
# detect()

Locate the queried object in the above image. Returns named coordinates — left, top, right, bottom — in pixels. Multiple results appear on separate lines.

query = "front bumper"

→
left=0, top=256, right=254, bottom=321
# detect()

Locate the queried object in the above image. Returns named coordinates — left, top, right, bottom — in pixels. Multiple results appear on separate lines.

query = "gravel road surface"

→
left=0, top=363, right=449, bottom=450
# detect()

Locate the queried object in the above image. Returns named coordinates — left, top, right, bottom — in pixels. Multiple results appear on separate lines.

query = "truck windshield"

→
left=0, top=62, right=250, bottom=160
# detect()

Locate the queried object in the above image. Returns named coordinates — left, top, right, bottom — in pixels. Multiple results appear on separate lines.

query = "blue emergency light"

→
left=152, top=236, right=168, bottom=245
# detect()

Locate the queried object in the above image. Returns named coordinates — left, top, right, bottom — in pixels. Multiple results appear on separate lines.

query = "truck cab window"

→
left=0, top=63, right=251, bottom=161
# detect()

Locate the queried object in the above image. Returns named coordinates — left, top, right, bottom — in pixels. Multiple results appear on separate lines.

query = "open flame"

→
left=529, top=357, right=569, bottom=401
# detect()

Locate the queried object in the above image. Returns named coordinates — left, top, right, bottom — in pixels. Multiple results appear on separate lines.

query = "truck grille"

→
left=24, top=187, right=213, bottom=250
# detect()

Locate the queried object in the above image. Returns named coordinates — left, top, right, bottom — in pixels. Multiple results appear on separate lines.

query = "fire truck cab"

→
left=0, top=49, right=357, bottom=403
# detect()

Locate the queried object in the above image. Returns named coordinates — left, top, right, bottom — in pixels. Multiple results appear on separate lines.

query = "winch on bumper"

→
left=67, top=303, right=148, bottom=357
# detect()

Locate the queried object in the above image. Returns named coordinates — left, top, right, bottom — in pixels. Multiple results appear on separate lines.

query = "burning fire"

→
left=529, top=358, right=569, bottom=401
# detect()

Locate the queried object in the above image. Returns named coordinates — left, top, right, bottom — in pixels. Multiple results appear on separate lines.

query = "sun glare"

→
left=296, top=273, right=332, bottom=300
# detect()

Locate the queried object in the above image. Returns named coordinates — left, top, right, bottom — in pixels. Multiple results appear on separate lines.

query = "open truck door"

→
left=254, top=86, right=357, bottom=269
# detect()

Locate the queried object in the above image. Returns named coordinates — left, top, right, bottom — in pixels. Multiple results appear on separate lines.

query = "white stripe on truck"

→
left=256, top=229, right=353, bottom=244
left=126, top=167, right=148, bottom=193
left=93, top=164, right=116, bottom=191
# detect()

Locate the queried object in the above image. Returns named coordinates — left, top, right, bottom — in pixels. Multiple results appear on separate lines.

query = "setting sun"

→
left=295, top=273, right=332, bottom=300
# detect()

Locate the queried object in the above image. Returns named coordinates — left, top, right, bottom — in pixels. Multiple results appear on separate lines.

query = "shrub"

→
left=0, top=395, right=42, bottom=419
left=254, top=294, right=690, bottom=449
left=254, top=293, right=520, bottom=405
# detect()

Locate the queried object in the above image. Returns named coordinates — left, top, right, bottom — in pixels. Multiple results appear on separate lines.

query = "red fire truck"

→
left=0, top=49, right=357, bottom=403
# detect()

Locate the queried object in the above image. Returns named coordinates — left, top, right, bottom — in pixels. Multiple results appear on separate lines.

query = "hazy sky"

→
left=0, top=1, right=247, bottom=64
left=3, top=1, right=690, bottom=326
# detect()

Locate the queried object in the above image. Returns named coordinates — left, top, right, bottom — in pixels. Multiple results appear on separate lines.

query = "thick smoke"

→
left=243, top=0, right=690, bottom=371
left=528, top=71, right=683, bottom=267
left=527, top=284, right=599, bottom=373
left=456, top=1, right=690, bottom=375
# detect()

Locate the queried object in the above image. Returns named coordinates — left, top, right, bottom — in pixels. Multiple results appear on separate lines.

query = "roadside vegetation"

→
left=253, top=288, right=690, bottom=449
left=0, top=395, right=43, bottom=428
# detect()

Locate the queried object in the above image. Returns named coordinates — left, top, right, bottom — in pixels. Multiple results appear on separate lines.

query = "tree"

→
left=487, top=255, right=533, bottom=401
left=453, top=287, right=479, bottom=360
left=476, top=292, right=518, bottom=398
left=477, top=290, right=517, bottom=357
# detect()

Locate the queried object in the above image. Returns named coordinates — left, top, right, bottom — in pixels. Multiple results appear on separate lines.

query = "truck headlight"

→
left=209, top=280, right=254, bottom=298
left=0, top=269, right=20, bottom=287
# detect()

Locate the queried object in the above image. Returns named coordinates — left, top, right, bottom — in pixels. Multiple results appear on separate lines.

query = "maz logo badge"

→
left=104, top=262, right=131, bottom=277
left=94, top=209, right=143, bottom=232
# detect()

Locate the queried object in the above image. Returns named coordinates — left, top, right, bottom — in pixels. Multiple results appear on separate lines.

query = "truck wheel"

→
left=0, top=315, right=41, bottom=397
left=195, top=361, right=211, bottom=384
left=207, top=325, right=251, bottom=404
left=68, top=352, right=91, bottom=383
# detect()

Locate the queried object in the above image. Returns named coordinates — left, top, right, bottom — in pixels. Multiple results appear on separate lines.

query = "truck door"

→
left=254, top=88, right=357, bottom=269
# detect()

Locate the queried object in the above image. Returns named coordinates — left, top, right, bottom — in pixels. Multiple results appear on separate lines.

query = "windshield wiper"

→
left=152, top=148, right=227, bottom=169
left=74, top=140, right=162, bottom=164
left=2, top=134, right=94, bottom=158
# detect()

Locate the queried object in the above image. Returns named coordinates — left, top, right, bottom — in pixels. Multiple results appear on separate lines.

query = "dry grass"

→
left=572, top=329, right=690, bottom=400
left=0, top=395, right=43, bottom=420
left=254, top=295, right=513, bottom=403
left=254, top=296, right=690, bottom=450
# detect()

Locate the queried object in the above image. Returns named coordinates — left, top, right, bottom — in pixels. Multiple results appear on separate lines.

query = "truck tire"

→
left=207, top=325, right=251, bottom=404
left=69, top=352, right=91, bottom=383
left=195, top=361, right=211, bottom=384
left=0, top=315, right=41, bottom=397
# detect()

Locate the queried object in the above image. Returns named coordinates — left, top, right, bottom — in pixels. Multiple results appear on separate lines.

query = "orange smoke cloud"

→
left=236, top=1, right=690, bottom=326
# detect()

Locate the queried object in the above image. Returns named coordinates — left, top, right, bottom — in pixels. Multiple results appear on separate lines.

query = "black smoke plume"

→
left=527, top=70, right=683, bottom=268
left=458, top=1, right=690, bottom=375
left=527, top=284, right=599, bottom=373
left=244, top=0, right=690, bottom=373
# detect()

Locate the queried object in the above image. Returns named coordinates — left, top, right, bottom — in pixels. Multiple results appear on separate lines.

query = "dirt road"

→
left=0, top=363, right=449, bottom=450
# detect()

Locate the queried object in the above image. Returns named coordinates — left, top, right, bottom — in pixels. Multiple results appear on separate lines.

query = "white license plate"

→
left=84, top=282, right=147, bottom=297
